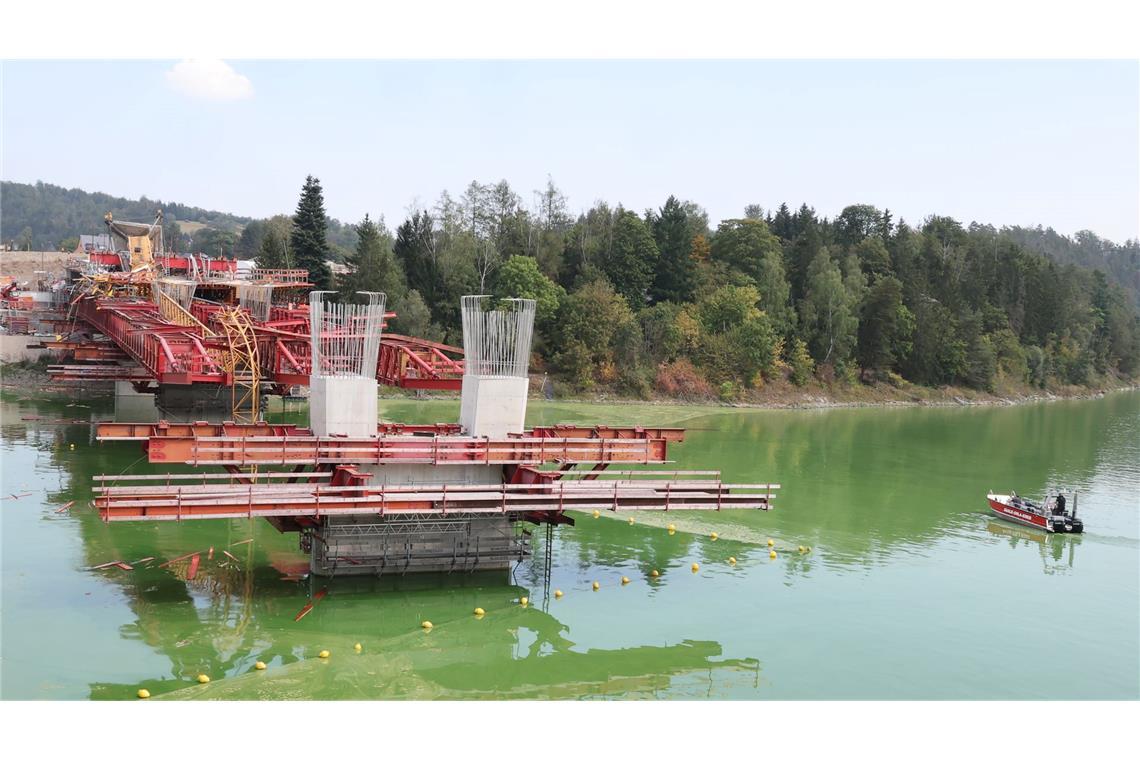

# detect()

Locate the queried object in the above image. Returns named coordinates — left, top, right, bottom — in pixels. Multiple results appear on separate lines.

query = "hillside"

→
left=0, top=180, right=359, bottom=256
left=0, top=180, right=252, bottom=250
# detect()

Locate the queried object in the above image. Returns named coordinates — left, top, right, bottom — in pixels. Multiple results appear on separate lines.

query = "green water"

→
left=2, top=391, right=1137, bottom=699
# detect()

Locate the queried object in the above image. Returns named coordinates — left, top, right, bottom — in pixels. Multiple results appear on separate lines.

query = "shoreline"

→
left=3, top=357, right=1136, bottom=412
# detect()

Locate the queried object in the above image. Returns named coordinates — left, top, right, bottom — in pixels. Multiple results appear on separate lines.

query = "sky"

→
left=2, top=60, right=1137, bottom=242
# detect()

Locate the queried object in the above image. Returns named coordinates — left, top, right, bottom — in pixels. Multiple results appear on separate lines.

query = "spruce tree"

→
left=255, top=227, right=287, bottom=270
left=650, top=196, right=696, bottom=304
left=290, top=175, right=332, bottom=289
left=343, top=214, right=404, bottom=298
left=603, top=210, right=658, bottom=309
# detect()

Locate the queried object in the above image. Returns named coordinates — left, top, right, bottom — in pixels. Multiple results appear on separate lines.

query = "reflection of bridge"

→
left=91, top=565, right=759, bottom=700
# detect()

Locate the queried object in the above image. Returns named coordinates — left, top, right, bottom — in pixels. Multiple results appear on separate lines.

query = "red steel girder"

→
left=137, top=433, right=671, bottom=467
left=92, top=477, right=778, bottom=522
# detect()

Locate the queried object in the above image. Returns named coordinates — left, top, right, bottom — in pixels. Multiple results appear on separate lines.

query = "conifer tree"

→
left=602, top=210, right=658, bottom=309
left=255, top=227, right=288, bottom=270
left=650, top=196, right=696, bottom=304
left=290, top=175, right=332, bottom=289
left=342, top=214, right=403, bottom=298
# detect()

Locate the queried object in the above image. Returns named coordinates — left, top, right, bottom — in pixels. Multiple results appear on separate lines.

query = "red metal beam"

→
left=93, top=477, right=778, bottom=521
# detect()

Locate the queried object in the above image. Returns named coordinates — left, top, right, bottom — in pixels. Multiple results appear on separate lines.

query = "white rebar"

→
left=308, top=291, right=386, bottom=378
left=238, top=283, right=273, bottom=322
left=153, top=278, right=196, bottom=309
left=461, top=296, right=536, bottom=377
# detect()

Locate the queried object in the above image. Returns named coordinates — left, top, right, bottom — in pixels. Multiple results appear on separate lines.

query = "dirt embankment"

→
left=0, top=250, right=74, bottom=282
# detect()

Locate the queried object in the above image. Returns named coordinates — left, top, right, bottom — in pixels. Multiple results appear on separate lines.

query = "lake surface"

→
left=2, top=390, right=1137, bottom=699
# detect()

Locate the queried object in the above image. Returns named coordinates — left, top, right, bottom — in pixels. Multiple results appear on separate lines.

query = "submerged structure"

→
left=35, top=213, right=780, bottom=576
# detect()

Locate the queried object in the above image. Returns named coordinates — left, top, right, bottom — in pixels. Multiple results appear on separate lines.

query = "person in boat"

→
left=1053, top=493, right=1066, bottom=516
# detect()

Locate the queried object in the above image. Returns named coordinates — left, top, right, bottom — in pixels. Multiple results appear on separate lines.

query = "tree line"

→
left=0, top=180, right=360, bottom=258
left=268, top=176, right=1140, bottom=399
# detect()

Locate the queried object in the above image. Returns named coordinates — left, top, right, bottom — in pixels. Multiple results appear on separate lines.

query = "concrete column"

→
left=459, top=375, right=529, bottom=437
left=309, top=375, right=377, bottom=437
left=114, top=381, right=160, bottom=423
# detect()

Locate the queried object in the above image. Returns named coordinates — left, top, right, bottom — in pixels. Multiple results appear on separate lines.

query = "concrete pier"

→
left=304, top=293, right=538, bottom=577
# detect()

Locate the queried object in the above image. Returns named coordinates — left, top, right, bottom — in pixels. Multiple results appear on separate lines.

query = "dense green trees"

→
left=339, top=214, right=402, bottom=299
left=7, top=175, right=1137, bottom=397
left=255, top=227, right=289, bottom=270
left=649, top=197, right=697, bottom=304
left=603, top=210, right=658, bottom=308
left=857, top=276, right=914, bottom=378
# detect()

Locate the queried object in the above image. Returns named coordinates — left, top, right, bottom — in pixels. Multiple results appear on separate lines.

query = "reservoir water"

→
left=2, top=390, right=1137, bottom=699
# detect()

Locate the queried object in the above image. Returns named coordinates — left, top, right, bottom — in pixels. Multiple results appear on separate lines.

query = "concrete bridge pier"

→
left=305, top=293, right=538, bottom=577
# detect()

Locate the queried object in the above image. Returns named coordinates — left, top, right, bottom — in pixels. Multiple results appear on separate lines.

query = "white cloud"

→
left=165, top=59, right=253, bottom=101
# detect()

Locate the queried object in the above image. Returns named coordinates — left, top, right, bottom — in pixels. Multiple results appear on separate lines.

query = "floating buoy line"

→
left=143, top=529, right=812, bottom=697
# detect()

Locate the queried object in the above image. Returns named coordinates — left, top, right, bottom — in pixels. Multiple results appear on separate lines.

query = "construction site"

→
left=1, top=212, right=779, bottom=580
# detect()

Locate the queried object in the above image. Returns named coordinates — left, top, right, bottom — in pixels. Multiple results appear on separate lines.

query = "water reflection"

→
left=87, top=558, right=759, bottom=699
left=4, top=389, right=1136, bottom=700
left=986, top=519, right=1081, bottom=575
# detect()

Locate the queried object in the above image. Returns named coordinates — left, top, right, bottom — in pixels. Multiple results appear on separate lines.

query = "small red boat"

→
left=987, top=491, right=1083, bottom=534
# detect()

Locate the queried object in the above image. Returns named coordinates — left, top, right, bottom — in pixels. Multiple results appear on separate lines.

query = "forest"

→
left=267, top=176, right=1140, bottom=399
left=3, top=177, right=1138, bottom=399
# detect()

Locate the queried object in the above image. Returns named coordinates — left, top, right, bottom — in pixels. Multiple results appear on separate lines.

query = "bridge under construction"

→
left=20, top=212, right=780, bottom=576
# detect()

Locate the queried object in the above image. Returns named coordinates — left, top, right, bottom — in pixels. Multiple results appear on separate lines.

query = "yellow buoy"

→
left=667, top=523, right=676, bottom=532
left=770, top=550, right=777, bottom=559
left=353, top=643, right=362, bottom=652
left=519, top=596, right=528, bottom=606
left=691, top=562, right=700, bottom=572
left=621, top=576, right=630, bottom=585
left=318, top=650, right=330, bottom=659
left=798, top=545, right=805, bottom=553
left=554, top=589, right=563, bottom=598
left=710, top=532, right=718, bottom=541
left=474, top=607, right=485, bottom=616
left=421, top=620, right=433, bottom=630
left=592, top=581, right=600, bottom=591
left=69, top=443, right=75, bottom=450
left=255, top=661, right=267, bottom=670
left=650, top=569, right=660, bottom=578
left=728, top=556, right=737, bottom=565
left=137, top=688, right=150, bottom=699
left=628, top=516, right=635, bottom=525
left=592, top=510, right=600, bottom=518
left=197, top=674, right=210, bottom=684
left=767, top=539, right=774, bottom=547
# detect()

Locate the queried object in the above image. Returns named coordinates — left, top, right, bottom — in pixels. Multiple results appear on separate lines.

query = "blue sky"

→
left=2, top=60, right=1137, bottom=241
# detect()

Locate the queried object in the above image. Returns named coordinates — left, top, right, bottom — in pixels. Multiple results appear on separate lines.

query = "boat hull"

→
left=988, top=495, right=1050, bottom=531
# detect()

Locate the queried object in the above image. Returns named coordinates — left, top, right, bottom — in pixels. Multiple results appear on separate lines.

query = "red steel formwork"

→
left=58, top=294, right=465, bottom=390
left=91, top=422, right=778, bottom=522
left=72, top=296, right=225, bottom=384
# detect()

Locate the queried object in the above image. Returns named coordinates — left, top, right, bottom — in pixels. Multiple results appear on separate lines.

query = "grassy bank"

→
left=3, top=355, right=1134, bottom=410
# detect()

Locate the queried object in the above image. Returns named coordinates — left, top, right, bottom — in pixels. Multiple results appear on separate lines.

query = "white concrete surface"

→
left=459, top=375, right=529, bottom=437
left=309, top=375, right=378, bottom=437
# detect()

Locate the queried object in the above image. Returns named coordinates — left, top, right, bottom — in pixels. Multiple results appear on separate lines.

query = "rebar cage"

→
left=460, top=296, right=536, bottom=377
left=308, top=290, right=386, bottom=379
left=237, top=283, right=274, bottom=322
left=153, top=278, right=197, bottom=309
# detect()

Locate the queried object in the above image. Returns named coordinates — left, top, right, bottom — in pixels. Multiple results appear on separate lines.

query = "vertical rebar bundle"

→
left=308, top=291, right=386, bottom=378
left=461, top=296, right=536, bottom=377
left=237, top=283, right=273, bottom=322
left=153, top=278, right=196, bottom=309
